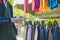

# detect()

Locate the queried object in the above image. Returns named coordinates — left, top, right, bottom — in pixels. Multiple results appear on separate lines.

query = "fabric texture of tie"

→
left=24, top=0, right=29, bottom=13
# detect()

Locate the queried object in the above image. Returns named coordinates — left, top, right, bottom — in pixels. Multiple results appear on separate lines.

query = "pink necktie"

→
left=24, top=0, right=29, bottom=13
left=49, top=28, right=52, bottom=40
left=32, top=0, right=35, bottom=11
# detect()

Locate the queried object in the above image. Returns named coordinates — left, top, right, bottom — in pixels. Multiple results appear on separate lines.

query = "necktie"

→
left=57, top=26, right=60, bottom=40
left=43, top=0, right=48, bottom=11
left=37, top=26, right=40, bottom=40
left=45, top=28, right=48, bottom=40
left=34, top=25, right=38, bottom=40
left=52, top=0, right=58, bottom=9
left=34, top=0, right=40, bottom=12
left=24, top=0, right=29, bottom=13
left=31, top=26, right=35, bottom=40
left=42, top=27, right=45, bottom=40
left=32, top=0, right=35, bottom=11
left=39, top=0, right=44, bottom=12
left=48, top=28, right=52, bottom=40
left=40, top=28, right=42, bottom=40
left=24, top=25, right=28, bottom=40
left=52, top=26, right=58, bottom=40
left=48, top=0, right=58, bottom=9
left=27, top=25, right=32, bottom=40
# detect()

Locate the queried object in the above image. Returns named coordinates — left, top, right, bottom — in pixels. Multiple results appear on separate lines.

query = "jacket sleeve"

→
left=0, top=17, right=11, bottom=23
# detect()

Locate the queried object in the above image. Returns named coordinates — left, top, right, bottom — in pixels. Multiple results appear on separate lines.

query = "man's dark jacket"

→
left=0, top=2, right=17, bottom=40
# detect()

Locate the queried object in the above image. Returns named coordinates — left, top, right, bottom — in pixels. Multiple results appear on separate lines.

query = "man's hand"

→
left=11, top=17, right=23, bottom=23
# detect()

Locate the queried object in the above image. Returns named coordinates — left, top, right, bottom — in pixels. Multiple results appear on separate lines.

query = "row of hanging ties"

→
left=24, top=0, right=58, bottom=13
left=34, top=20, right=59, bottom=40
left=24, top=20, right=59, bottom=40
left=47, top=20, right=58, bottom=40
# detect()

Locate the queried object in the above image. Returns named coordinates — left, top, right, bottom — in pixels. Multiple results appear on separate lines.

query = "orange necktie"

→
left=43, top=0, right=48, bottom=11
left=39, top=0, right=44, bottom=12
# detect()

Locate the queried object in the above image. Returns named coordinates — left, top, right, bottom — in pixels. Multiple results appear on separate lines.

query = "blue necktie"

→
left=52, top=26, right=58, bottom=40
left=48, top=0, right=58, bottom=9
left=42, top=26, right=47, bottom=40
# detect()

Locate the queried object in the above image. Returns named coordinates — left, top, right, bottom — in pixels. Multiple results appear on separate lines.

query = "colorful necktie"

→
left=24, top=0, right=29, bottom=13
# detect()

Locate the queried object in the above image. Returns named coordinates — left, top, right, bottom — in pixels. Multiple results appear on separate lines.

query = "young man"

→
left=0, top=0, right=23, bottom=40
